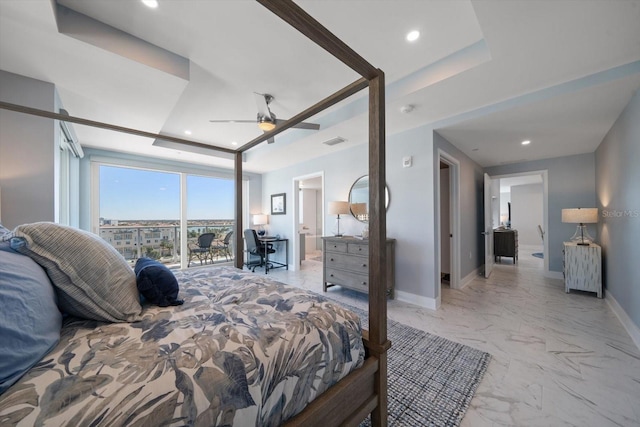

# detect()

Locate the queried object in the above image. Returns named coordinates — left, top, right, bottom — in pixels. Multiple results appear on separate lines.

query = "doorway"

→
left=440, top=162, right=452, bottom=287
left=436, top=150, right=460, bottom=297
left=292, top=172, right=324, bottom=271
left=489, top=171, right=549, bottom=274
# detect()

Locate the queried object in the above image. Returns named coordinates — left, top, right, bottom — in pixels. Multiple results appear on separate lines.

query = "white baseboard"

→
left=396, top=290, right=440, bottom=310
left=459, top=266, right=482, bottom=289
left=545, top=270, right=564, bottom=280
left=606, top=293, right=640, bottom=351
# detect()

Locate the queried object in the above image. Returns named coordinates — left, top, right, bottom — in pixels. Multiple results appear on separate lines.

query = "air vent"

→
left=322, top=136, right=346, bottom=146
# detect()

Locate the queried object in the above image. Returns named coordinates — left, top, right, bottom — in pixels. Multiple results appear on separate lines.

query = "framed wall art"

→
left=271, top=193, right=286, bottom=215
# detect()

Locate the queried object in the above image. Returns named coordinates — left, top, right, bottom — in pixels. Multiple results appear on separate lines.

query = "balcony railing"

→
left=98, top=222, right=234, bottom=267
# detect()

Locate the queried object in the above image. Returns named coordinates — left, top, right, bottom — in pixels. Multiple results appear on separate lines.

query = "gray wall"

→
left=259, top=125, right=485, bottom=305
left=261, top=124, right=440, bottom=302
left=0, top=70, right=58, bottom=228
left=511, top=183, right=543, bottom=246
left=486, top=153, right=596, bottom=273
left=433, top=132, right=485, bottom=281
left=595, top=89, right=640, bottom=330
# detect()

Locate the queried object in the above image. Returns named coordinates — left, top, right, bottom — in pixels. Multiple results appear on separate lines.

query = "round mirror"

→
left=348, top=175, right=389, bottom=223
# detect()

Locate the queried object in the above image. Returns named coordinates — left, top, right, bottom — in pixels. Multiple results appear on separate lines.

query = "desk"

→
left=259, top=236, right=289, bottom=274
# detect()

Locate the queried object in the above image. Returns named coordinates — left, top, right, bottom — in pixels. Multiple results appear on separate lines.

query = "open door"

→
left=484, top=173, right=494, bottom=278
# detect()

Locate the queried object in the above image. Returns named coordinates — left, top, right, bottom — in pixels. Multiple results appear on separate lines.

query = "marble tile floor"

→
left=262, top=246, right=640, bottom=427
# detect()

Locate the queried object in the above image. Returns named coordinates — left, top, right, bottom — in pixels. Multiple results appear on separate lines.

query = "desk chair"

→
left=244, top=229, right=275, bottom=272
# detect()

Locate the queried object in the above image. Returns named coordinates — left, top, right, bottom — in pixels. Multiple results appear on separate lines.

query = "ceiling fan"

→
left=209, top=93, right=320, bottom=143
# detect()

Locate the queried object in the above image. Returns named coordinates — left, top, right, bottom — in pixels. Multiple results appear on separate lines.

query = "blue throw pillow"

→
left=0, top=247, right=62, bottom=394
left=134, top=258, right=184, bottom=307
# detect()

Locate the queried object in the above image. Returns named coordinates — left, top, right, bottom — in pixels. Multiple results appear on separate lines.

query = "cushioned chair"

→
left=244, top=229, right=274, bottom=272
left=211, top=231, right=233, bottom=262
left=188, top=233, right=216, bottom=267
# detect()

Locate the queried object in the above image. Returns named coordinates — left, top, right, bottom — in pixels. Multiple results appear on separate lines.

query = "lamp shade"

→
left=350, top=202, right=367, bottom=216
left=328, top=201, right=350, bottom=215
left=561, top=208, right=598, bottom=224
left=253, top=214, right=268, bottom=226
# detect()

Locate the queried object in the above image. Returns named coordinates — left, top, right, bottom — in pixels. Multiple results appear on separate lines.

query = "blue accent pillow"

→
left=134, top=258, right=184, bottom=307
left=0, top=246, right=62, bottom=394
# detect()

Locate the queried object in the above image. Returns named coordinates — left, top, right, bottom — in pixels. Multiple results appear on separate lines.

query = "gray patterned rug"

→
left=348, top=305, right=491, bottom=427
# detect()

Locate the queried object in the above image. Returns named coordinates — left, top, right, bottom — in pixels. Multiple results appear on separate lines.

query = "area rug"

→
left=346, top=305, right=491, bottom=427
left=532, top=252, right=544, bottom=259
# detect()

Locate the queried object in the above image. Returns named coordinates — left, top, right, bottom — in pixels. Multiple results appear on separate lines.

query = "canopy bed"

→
left=0, top=0, right=389, bottom=425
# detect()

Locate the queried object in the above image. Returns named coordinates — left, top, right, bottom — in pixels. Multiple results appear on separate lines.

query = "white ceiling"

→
left=1, top=0, right=639, bottom=173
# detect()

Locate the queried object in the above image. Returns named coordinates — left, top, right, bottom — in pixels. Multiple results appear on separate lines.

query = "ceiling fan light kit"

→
left=258, top=117, right=276, bottom=132
left=209, top=93, right=320, bottom=144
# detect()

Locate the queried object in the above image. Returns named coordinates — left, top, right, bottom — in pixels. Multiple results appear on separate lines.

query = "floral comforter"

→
left=0, top=266, right=365, bottom=426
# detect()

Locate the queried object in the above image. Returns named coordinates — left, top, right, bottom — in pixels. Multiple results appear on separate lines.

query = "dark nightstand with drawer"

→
left=494, top=229, right=518, bottom=263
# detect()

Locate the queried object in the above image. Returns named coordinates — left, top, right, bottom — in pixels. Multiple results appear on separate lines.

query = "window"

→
left=95, top=163, right=237, bottom=267
left=98, top=165, right=180, bottom=264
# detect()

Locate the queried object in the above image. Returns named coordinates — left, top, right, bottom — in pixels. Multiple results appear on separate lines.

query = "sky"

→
left=99, top=165, right=234, bottom=220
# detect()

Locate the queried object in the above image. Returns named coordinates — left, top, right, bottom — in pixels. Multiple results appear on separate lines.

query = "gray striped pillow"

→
left=11, top=222, right=141, bottom=322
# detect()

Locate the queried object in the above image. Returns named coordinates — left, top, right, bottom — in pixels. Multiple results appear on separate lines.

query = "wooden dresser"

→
left=322, top=236, right=395, bottom=298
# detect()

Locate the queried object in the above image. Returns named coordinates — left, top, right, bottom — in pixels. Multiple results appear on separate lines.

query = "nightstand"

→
left=563, top=242, right=602, bottom=298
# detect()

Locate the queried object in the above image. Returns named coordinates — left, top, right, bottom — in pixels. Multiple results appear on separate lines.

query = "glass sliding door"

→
left=98, top=165, right=180, bottom=265
left=186, top=174, right=234, bottom=265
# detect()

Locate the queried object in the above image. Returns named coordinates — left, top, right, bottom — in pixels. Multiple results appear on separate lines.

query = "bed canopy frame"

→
left=0, top=0, right=389, bottom=425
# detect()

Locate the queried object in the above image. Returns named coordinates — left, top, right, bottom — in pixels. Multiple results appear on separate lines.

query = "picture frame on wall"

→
left=271, top=193, right=286, bottom=215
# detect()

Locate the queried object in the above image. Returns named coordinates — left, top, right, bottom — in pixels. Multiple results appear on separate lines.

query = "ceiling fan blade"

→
left=209, top=119, right=256, bottom=123
left=254, top=92, right=272, bottom=119
left=274, top=118, right=320, bottom=130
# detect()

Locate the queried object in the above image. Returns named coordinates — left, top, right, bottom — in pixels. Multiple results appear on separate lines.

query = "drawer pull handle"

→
left=358, top=247, right=362, bottom=251
left=362, top=264, right=367, bottom=267
left=330, top=274, right=334, bottom=277
left=362, top=281, right=367, bottom=285
left=330, top=258, right=334, bottom=261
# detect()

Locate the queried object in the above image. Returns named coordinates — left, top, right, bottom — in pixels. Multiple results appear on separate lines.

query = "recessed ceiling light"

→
left=521, top=140, right=531, bottom=145
left=406, top=30, right=420, bottom=42
left=231, top=141, right=238, bottom=146
left=184, top=130, right=192, bottom=135
left=141, top=0, right=158, bottom=9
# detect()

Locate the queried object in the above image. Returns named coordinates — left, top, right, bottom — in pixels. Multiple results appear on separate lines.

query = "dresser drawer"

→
left=325, top=241, right=348, bottom=253
left=348, top=243, right=369, bottom=256
left=325, top=253, right=369, bottom=274
left=325, top=268, right=369, bottom=292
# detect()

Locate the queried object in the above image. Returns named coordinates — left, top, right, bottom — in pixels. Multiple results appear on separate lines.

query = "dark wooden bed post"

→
left=368, top=71, right=389, bottom=426
left=234, top=151, right=244, bottom=269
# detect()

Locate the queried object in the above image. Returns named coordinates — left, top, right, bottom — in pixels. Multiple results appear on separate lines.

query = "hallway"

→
left=266, top=249, right=640, bottom=426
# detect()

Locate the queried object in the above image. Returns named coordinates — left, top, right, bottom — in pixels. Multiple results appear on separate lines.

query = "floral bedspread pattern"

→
left=0, top=267, right=365, bottom=426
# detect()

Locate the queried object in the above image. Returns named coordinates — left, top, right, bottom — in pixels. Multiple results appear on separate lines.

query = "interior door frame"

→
left=484, top=173, right=495, bottom=278
left=491, top=170, right=549, bottom=275
left=291, top=171, right=324, bottom=271
left=436, top=149, right=460, bottom=291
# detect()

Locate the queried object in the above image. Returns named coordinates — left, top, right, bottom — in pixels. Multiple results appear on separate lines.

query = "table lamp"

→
left=253, top=214, right=268, bottom=236
left=328, top=201, right=349, bottom=237
left=561, top=208, right=598, bottom=245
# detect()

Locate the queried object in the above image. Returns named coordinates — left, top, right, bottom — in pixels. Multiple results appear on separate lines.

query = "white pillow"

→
left=10, top=222, right=141, bottom=322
